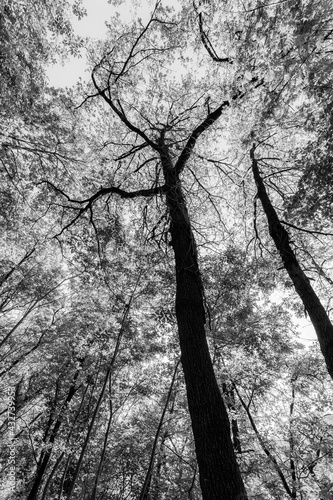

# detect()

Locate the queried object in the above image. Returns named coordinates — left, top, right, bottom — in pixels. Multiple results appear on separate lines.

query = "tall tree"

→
left=42, top=3, right=250, bottom=497
left=250, top=144, right=333, bottom=379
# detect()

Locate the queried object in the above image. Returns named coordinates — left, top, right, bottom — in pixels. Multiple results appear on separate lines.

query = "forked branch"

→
left=175, top=100, right=232, bottom=174
left=43, top=181, right=166, bottom=234
left=91, top=71, right=159, bottom=151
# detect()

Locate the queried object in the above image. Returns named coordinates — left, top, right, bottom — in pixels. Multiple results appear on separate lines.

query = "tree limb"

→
left=43, top=180, right=166, bottom=234
left=175, top=100, right=232, bottom=175
left=91, top=71, right=160, bottom=151
left=195, top=6, right=233, bottom=64
left=280, top=219, right=333, bottom=238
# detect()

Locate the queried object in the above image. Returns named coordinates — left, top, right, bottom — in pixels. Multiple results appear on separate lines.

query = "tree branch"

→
left=43, top=180, right=165, bottom=204
left=139, top=359, right=181, bottom=500
left=233, top=382, right=294, bottom=498
left=94, top=75, right=161, bottom=151
left=0, top=246, right=36, bottom=287
left=43, top=180, right=166, bottom=235
left=194, top=4, right=233, bottom=64
left=92, top=71, right=160, bottom=150
left=174, top=100, right=232, bottom=175
left=114, top=1, right=161, bottom=83
left=280, top=220, right=333, bottom=238
left=289, top=377, right=297, bottom=499
left=174, top=76, right=264, bottom=177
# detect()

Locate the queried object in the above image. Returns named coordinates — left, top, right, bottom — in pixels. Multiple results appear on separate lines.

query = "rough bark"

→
left=251, top=144, right=333, bottom=379
left=160, top=138, right=247, bottom=500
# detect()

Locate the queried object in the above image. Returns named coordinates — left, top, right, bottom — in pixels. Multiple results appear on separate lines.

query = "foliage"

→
left=1, top=1, right=333, bottom=499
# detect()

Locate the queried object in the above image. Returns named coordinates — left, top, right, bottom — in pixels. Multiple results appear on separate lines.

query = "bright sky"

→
left=296, top=317, right=317, bottom=346
left=46, top=0, right=176, bottom=87
left=47, top=0, right=111, bottom=87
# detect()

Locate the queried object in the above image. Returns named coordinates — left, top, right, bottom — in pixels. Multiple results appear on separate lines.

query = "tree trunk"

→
left=27, top=370, right=81, bottom=500
left=139, top=360, right=180, bottom=500
left=222, top=383, right=242, bottom=454
left=251, top=144, right=333, bottom=379
left=161, top=141, right=247, bottom=500
left=233, top=381, right=293, bottom=497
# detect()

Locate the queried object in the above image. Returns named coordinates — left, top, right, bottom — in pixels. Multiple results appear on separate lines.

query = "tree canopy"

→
left=1, top=1, right=333, bottom=499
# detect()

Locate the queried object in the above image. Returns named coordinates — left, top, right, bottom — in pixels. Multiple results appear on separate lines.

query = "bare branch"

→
left=90, top=4, right=174, bottom=152
left=174, top=75, right=264, bottom=176
left=193, top=2, right=233, bottom=64
left=43, top=180, right=166, bottom=235
left=114, top=1, right=162, bottom=83
left=91, top=70, right=160, bottom=151
left=114, top=142, right=148, bottom=161
left=175, top=100, right=232, bottom=175
left=280, top=220, right=333, bottom=238
left=0, top=133, right=83, bottom=163
left=75, top=91, right=102, bottom=109
left=0, top=247, right=36, bottom=287
left=43, top=180, right=166, bottom=204
left=233, top=382, right=294, bottom=498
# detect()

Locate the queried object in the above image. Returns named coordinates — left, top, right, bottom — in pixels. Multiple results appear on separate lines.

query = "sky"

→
left=46, top=0, right=174, bottom=88
left=47, top=0, right=111, bottom=87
